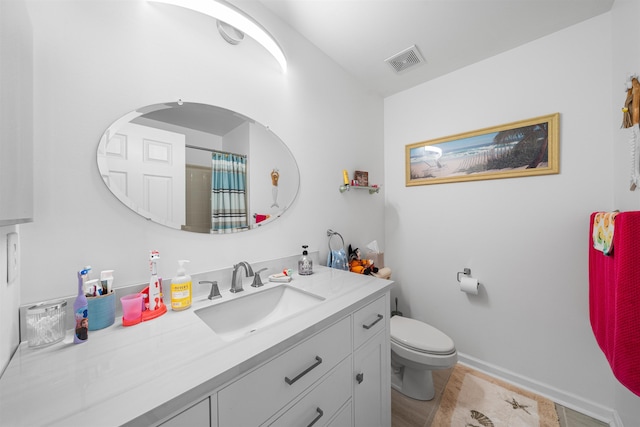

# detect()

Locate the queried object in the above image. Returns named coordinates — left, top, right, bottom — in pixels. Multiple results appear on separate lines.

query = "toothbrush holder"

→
left=87, top=292, right=116, bottom=331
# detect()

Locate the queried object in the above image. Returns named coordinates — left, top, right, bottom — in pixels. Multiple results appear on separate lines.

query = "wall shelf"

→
left=339, top=184, right=380, bottom=194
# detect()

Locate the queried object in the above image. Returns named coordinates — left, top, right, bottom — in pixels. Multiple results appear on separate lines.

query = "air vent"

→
left=385, top=45, right=424, bottom=74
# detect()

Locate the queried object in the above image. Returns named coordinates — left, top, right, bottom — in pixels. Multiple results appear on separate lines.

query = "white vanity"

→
left=0, top=265, right=392, bottom=427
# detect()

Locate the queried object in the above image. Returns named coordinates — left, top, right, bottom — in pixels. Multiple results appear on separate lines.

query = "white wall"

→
left=609, top=1, right=640, bottom=425
left=384, top=7, right=640, bottom=425
left=19, top=0, right=385, bottom=306
left=612, top=0, right=640, bottom=210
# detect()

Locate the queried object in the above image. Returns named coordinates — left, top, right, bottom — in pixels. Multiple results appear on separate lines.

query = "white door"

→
left=106, top=123, right=185, bottom=229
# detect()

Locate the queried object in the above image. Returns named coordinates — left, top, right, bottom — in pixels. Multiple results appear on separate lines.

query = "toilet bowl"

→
left=390, top=315, right=457, bottom=400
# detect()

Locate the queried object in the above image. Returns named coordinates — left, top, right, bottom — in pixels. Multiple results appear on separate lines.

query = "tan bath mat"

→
left=431, top=364, right=560, bottom=427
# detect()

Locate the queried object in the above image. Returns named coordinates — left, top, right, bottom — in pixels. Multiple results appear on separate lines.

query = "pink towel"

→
left=589, top=211, right=640, bottom=396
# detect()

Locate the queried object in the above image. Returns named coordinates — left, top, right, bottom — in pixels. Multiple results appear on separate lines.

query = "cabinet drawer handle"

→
left=307, top=407, right=324, bottom=427
left=356, top=372, right=364, bottom=384
left=362, top=314, right=383, bottom=330
left=284, top=356, right=323, bottom=385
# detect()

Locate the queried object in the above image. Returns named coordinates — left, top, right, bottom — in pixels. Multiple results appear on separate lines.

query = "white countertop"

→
left=0, top=266, right=393, bottom=427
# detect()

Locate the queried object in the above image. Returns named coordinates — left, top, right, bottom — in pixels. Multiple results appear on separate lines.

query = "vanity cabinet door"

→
left=218, top=316, right=351, bottom=426
left=353, top=330, right=390, bottom=427
left=159, top=397, right=210, bottom=427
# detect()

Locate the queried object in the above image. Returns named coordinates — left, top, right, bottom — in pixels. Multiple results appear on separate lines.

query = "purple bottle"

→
left=73, top=268, right=89, bottom=344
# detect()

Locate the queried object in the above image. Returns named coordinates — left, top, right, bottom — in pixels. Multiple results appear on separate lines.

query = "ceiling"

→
left=139, top=102, right=248, bottom=136
left=256, top=0, right=614, bottom=97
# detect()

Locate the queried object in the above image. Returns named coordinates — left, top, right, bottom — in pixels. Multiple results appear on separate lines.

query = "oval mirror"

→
left=97, top=102, right=300, bottom=233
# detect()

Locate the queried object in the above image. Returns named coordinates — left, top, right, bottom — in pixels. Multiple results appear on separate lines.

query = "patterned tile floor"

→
left=391, top=367, right=609, bottom=427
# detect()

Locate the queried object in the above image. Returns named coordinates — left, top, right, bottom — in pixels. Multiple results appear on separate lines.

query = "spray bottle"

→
left=148, top=250, right=161, bottom=311
left=171, top=260, right=192, bottom=311
left=73, top=267, right=90, bottom=344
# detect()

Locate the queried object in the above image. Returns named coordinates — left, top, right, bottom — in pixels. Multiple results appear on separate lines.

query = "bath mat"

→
left=431, top=364, right=560, bottom=427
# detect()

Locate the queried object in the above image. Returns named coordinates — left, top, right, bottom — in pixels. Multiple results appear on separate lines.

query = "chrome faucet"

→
left=231, top=261, right=254, bottom=293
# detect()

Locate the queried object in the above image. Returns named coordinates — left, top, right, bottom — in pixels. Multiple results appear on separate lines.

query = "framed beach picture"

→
left=405, top=113, right=559, bottom=186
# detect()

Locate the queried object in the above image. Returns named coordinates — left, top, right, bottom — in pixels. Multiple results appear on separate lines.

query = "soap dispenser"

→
left=170, top=260, right=192, bottom=311
left=298, top=245, right=313, bottom=275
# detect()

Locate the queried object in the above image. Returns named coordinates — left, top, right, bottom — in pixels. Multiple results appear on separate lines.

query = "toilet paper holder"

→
left=456, top=268, right=471, bottom=282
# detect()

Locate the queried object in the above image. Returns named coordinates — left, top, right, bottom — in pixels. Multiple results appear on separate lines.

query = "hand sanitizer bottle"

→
left=298, top=245, right=313, bottom=275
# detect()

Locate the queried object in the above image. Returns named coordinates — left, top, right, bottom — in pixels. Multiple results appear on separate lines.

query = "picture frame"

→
left=405, top=113, right=559, bottom=186
left=354, top=170, right=369, bottom=187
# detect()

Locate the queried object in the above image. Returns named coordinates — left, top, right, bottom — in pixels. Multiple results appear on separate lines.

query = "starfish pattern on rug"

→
left=505, top=397, right=531, bottom=415
left=465, top=409, right=495, bottom=427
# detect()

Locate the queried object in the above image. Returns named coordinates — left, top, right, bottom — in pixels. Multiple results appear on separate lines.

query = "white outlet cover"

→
left=7, top=232, right=18, bottom=284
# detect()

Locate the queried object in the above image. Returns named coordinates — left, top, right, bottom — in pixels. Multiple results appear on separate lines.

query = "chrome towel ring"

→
left=327, top=229, right=345, bottom=252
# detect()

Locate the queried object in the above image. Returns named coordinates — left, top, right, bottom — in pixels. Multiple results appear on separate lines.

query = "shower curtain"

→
left=211, top=152, right=248, bottom=233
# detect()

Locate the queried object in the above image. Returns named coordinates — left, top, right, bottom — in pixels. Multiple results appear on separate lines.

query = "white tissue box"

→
left=366, top=252, right=384, bottom=268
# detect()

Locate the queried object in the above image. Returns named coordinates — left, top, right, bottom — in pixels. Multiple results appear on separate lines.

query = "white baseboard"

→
left=457, top=353, right=620, bottom=427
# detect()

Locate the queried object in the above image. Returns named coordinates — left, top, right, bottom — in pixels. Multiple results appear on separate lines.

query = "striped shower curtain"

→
left=211, top=152, right=248, bottom=233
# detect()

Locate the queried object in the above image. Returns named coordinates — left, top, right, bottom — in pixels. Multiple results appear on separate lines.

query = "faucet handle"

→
left=199, top=280, right=221, bottom=300
left=251, top=268, right=268, bottom=288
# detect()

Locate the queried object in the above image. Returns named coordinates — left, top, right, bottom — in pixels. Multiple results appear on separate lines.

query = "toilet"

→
left=390, top=315, right=457, bottom=400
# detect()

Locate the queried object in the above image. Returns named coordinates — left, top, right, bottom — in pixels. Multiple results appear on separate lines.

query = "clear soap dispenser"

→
left=298, top=245, right=313, bottom=275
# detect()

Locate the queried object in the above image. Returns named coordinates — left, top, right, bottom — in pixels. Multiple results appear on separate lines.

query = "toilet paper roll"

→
left=459, top=276, right=479, bottom=295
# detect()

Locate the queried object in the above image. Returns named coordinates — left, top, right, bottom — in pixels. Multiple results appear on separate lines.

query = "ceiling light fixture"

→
left=149, top=0, right=287, bottom=72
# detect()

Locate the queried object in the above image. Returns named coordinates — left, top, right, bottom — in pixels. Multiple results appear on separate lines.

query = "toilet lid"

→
left=390, top=316, right=455, bottom=355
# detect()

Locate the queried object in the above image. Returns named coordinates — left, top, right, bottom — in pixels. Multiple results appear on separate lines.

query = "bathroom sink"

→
left=195, top=285, right=325, bottom=341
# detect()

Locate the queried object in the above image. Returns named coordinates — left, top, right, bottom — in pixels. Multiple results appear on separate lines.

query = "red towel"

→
left=589, top=211, right=640, bottom=396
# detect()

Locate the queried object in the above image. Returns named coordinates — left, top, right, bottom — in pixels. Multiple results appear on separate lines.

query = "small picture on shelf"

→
left=354, top=170, right=368, bottom=187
